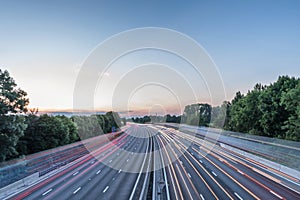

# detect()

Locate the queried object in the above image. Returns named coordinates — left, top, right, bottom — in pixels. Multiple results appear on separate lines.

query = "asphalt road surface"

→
left=6, top=124, right=300, bottom=200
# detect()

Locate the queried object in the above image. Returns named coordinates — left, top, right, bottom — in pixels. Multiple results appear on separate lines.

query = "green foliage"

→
left=0, top=69, right=29, bottom=161
left=71, top=115, right=101, bottom=140
left=179, top=76, right=299, bottom=141
left=258, top=76, right=298, bottom=138
left=280, top=81, right=300, bottom=141
left=131, top=114, right=181, bottom=124
left=16, top=112, right=122, bottom=157
left=165, top=114, right=181, bottom=123
left=228, top=85, right=264, bottom=135
left=17, top=115, right=71, bottom=154
left=0, top=115, right=27, bottom=161
left=226, top=76, right=300, bottom=141
left=57, top=115, right=79, bottom=143
left=181, top=103, right=211, bottom=126
left=0, top=69, right=29, bottom=114
left=71, top=111, right=122, bottom=139
left=132, top=116, right=151, bottom=124
left=211, top=101, right=230, bottom=128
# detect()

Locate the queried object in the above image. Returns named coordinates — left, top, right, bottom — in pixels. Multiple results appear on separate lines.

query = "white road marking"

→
left=118, top=169, right=122, bottom=173
left=212, top=171, right=217, bottom=177
left=237, top=170, right=244, bottom=175
left=103, top=186, right=109, bottom=193
left=127, top=159, right=129, bottom=162
left=270, top=190, right=283, bottom=199
left=42, top=189, right=53, bottom=196
left=234, top=192, right=243, bottom=200
left=109, top=160, right=113, bottom=163
left=73, top=171, right=79, bottom=176
left=73, top=187, right=81, bottom=194
left=96, top=170, right=101, bottom=174
left=199, top=160, right=203, bottom=163
left=200, top=194, right=205, bottom=200
left=187, top=173, right=191, bottom=178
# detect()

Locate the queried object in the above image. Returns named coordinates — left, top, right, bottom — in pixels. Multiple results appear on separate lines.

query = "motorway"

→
left=5, top=124, right=300, bottom=200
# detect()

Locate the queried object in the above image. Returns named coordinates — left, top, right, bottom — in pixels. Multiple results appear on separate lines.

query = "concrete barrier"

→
left=22, top=172, right=39, bottom=186
left=0, top=172, right=39, bottom=198
left=220, top=143, right=300, bottom=180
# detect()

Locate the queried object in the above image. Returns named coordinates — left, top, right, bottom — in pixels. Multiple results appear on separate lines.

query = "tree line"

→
left=132, top=76, right=300, bottom=142
left=223, top=76, right=299, bottom=141
left=131, top=114, right=181, bottom=124
left=0, top=69, right=123, bottom=162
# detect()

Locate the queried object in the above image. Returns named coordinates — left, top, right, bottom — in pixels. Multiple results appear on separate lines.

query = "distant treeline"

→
left=132, top=76, right=300, bottom=141
left=15, top=112, right=123, bottom=158
left=131, top=114, right=181, bottom=124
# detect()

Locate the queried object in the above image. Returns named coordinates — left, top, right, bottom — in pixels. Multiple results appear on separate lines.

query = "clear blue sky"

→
left=0, top=0, right=299, bottom=112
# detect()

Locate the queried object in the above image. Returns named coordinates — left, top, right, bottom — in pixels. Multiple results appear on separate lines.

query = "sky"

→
left=1, top=0, right=300, bottom=115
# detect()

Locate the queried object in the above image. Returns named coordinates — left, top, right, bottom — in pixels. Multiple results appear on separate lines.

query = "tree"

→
left=211, top=101, right=231, bottom=129
left=18, top=115, right=70, bottom=154
left=181, top=103, right=212, bottom=126
left=280, top=81, right=300, bottom=141
left=226, top=76, right=299, bottom=141
left=259, top=76, right=298, bottom=138
left=0, top=69, right=29, bottom=161
left=57, top=115, right=79, bottom=143
left=227, top=86, right=266, bottom=134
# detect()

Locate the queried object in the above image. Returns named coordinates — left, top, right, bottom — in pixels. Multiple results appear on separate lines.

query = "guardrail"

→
left=0, top=129, right=126, bottom=189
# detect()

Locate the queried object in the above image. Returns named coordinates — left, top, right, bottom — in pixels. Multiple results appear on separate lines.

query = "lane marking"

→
left=73, top=171, right=79, bottom=176
left=199, top=160, right=202, bottom=163
left=127, top=159, right=129, bottom=162
left=118, top=169, right=122, bottom=173
left=270, top=190, right=283, bottom=199
left=237, top=170, right=244, bottom=175
left=187, top=173, right=191, bottom=178
left=234, top=192, right=243, bottom=200
left=42, top=189, right=53, bottom=196
left=103, top=186, right=109, bottom=193
left=109, top=160, right=113, bottom=163
left=96, top=170, right=101, bottom=174
left=73, top=187, right=81, bottom=194
left=212, top=171, right=217, bottom=177
left=200, top=194, right=205, bottom=200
